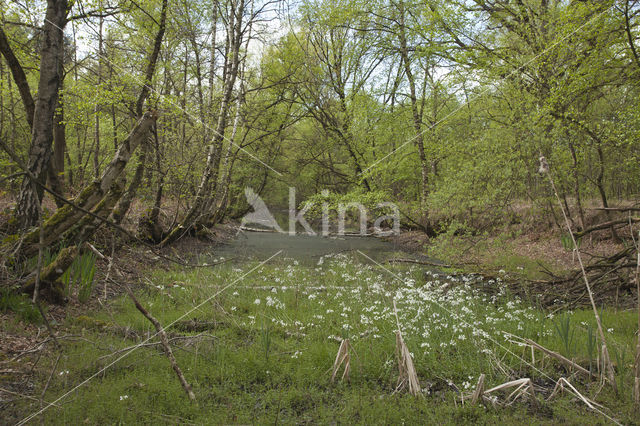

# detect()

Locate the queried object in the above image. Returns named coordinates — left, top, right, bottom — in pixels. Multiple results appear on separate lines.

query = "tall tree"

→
left=14, top=0, right=69, bottom=229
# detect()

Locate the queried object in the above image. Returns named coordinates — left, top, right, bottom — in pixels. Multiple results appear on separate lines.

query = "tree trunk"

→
left=135, top=0, right=168, bottom=117
left=397, top=0, right=429, bottom=216
left=15, top=112, right=157, bottom=258
left=50, top=51, right=66, bottom=207
left=0, top=25, right=35, bottom=128
left=111, top=145, right=147, bottom=225
left=14, top=0, right=68, bottom=229
left=160, top=0, right=244, bottom=247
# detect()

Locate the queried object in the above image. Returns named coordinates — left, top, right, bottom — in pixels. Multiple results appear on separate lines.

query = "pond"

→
left=213, top=230, right=420, bottom=265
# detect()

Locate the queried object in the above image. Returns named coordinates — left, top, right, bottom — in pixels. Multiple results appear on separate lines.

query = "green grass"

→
left=7, top=253, right=639, bottom=424
left=0, top=288, right=42, bottom=323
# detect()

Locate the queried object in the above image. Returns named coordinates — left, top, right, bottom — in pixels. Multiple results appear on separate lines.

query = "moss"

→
left=72, top=315, right=109, bottom=330
left=2, top=233, right=20, bottom=244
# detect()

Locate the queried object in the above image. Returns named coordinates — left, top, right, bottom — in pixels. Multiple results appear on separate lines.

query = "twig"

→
left=124, top=285, right=196, bottom=401
left=387, top=258, right=451, bottom=268
left=0, top=387, right=61, bottom=407
left=85, top=243, right=105, bottom=259
left=40, top=352, right=61, bottom=413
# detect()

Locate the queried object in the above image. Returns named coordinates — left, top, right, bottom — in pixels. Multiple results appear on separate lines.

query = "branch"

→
left=124, top=286, right=196, bottom=401
left=67, top=7, right=121, bottom=22
left=0, top=25, right=35, bottom=128
left=135, top=0, right=168, bottom=117
left=575, top=217, right=640, bottom=239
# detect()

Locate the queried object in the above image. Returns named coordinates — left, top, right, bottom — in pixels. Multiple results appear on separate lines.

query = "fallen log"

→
left=574, top=217, right=640, bottom=239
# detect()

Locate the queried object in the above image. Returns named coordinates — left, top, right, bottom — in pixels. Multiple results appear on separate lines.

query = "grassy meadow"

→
left=5, top=253, right=639, bottom=424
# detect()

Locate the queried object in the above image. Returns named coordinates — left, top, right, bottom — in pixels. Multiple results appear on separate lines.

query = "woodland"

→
left=1, top=0, right=640, bottom=424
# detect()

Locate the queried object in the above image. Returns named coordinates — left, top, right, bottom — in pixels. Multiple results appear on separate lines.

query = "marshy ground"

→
left=1, top=233, right=639, bottom=424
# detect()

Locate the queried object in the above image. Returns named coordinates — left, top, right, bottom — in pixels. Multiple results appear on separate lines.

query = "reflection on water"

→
left=213, top=231, right=407, bottom=265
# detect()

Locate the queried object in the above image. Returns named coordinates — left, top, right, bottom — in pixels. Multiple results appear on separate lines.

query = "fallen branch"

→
left=388, top=258, right=451, bottom=268
left=0, top=387, right=61, bottom=408
left=591, top=207, right=640, bottom=212
left=124, top=286, right=196, bottom=401
left=97, top=334, right=216, bottom=361
left=574, top=217, right=640, bottom=239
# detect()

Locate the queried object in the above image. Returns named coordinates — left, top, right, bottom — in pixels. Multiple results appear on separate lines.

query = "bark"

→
left=208, top=4, right=218, bottom=131
left=14, top=0, right=68, bottom=229
left=16, top=112, right=157, bottom=258
left=94, top=7, right=104, bottom=178
left=107, top=0, right=168, bottom=225
left=202, top=0, right=255, bottom=225
left=53, top=78, right=66, bottom=183
left=624, top=0, right=640, bottom=71
left=110, top=145, right=147, bottom=225
left=397, top=0, right=429, bottom=216
left=71, top=177, right=126, bottom=243
left=138, top=126, right=165, bottom=242
left=160, top=0, right=244, bottom=247
left=21, top=245, right=78, bottom=303
left=135, top=0, right=168, bottom=117
left=0, top=25, right=35, bottom=128
left=50, top=53, right=66, bottom=207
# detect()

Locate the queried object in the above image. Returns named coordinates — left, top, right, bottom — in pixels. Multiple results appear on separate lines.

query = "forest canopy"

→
left=0, top=0, right=639, bottom=291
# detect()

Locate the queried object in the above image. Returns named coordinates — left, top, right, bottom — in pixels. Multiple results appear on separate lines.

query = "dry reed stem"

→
left=392, top=300, right=421, bottom=396
left=549, top=378, right=620, bottom=425
left=541, top=158, right=617, bottom=393
left=466, top=378, right=536, bottom=407
left=506, top=333, right=594, bottom=379
left=330, top=339, right=351, bottom=383
left=394, top=331, right=421, bottom=396
left=471, top=374, right=485, bottom=404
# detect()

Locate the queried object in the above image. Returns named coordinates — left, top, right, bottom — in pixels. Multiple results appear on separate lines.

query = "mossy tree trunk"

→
left=14, top=112, right=157, bottom=259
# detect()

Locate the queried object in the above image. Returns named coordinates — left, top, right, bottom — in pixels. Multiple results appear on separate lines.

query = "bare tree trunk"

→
left=94, top=4, right=104, bottom=178
left=160, top=0, right=245, bottom=246
left=110, top=145, right=148, bottom=225
left=52, top=83, right=66, bottom=185
left=14, top=0, right=68, bottom=229
left=205, top=0, right=255, bottom=224
left=49, top=49, right=66, bottom=207
left=568, top=141, right=586, bottom=230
